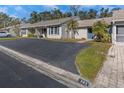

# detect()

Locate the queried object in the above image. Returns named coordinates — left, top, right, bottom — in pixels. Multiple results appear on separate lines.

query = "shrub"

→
left=92, top=20, right=111, bottom=43
left=28, top=34, right=35, bottom=37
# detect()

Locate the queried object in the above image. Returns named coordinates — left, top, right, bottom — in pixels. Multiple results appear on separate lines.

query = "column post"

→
left=35, top=28, right=40, bottom=39
left=112, top=21, right=116, bottom=44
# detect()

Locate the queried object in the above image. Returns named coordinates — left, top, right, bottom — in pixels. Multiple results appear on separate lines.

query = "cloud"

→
left=15, top=6, right=23, bottom=11
left=10, top=14, right=18, bottom=18
left=12, top=5, right=28, bottom=18
left=14, top=6, right=27, bottom=14
left=0, top=7, right=8, bottom=13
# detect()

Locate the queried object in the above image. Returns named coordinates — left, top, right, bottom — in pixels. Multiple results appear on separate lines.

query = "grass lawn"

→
left=0, top=37, right=19, bottom=40
left=76, top=41, right=111, bottom=82
left=44, top=38, right=86, bottom=43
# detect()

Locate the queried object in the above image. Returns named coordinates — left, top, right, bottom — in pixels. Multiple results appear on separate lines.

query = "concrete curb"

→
left=0, top=45, right=91, bottom=88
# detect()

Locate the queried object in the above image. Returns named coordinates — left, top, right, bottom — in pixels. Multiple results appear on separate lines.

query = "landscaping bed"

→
left=76, top=42, right=111, bottom=82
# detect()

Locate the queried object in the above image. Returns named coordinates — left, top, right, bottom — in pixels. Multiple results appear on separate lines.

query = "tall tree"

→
left=21, top=17, right=27, bottom=23
left=70, top=5, right=81, bottom=16
left=63, top=12, right=72, bottom=17
left=39, top=11, right=52, bottom=20
left=51, top=8, right=63, bottom=19
left=87, top=9, right=97, bottom=19
left=30, top=11, right=39, bottom=23
left=78, top=10, right=88, bottom=20
left=99, top=8, right=112, bottom=18
left=0, top=12, right=9, bottom=28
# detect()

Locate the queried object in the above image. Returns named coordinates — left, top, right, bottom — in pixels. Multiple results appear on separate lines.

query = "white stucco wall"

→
left=47, top=27, right=62, bottom=39
left=20, top=29, right=28, bottom=37
left=75, top=28, right=88, bottom=39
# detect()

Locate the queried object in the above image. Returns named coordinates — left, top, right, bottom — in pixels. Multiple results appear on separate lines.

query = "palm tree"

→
left=67, top=19, right=78, bottom=39
left=30, top=11, right=38, bottom=23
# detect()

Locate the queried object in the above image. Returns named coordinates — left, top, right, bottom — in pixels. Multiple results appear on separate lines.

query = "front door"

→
left=42, top=28, right=47, bottom=38
left=38, top=28, right=47, bottom=38
left=87, top=28, right=93, bottom=39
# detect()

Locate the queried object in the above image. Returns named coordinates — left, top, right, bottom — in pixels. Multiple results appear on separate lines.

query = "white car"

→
left=0, top=31, right=11, bottom=37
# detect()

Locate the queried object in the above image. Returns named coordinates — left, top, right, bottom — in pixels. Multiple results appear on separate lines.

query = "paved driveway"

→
left=0, top=39, right=89, bottom=74
left=0, top=51, right=66, bottom=88
left=95, top=45, right=124, bottom=88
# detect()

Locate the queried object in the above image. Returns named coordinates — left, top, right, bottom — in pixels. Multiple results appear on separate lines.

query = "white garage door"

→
left=116, top=26, right=124, bottom=42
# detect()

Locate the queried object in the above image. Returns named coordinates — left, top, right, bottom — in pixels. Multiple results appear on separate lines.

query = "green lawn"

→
left=76, top=42, right=111, bottom=82
left=44, top=38, right=86, bottom=43
left=0, top=37, right=18, bottom=40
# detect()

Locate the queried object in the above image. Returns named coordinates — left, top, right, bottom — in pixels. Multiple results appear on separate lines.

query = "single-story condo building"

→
left=1, top=10, right=124, bottom=44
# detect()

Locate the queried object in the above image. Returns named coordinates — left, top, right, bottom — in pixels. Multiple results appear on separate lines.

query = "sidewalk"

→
left=95, top=45, right=124, bottom=88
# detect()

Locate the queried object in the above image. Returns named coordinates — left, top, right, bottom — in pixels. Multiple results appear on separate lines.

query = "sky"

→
left=0, top=5, right=124, bottom=19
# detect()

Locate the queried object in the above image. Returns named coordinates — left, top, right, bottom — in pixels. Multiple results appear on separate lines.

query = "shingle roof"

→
left=78, top=12, right=124, bottom=28
left=20, top=16, right=79, bottom=29
left=78, top=17, right=113, bottom=28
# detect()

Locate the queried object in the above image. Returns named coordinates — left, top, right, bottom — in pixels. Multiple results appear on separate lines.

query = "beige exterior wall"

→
left=47, top=27, right=62, bottom=39
left=75, top=28, right=88, bottom=39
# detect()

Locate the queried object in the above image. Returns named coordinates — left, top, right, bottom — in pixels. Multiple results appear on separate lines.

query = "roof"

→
left=20, top=16, right=79, bottom=29
left=78, top=17, right=113, bottom=28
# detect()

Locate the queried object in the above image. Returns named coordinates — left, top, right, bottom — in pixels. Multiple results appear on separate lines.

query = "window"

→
left=55, top=27, right=58, bottom=34
left=88, top=28, right=92, bottom=33
left=49, top=28, right=51, bottom=35
left=54, top=27, right=59, bottom=35
left=57, top=27, right=59, bottom=35
left=49, top=27, right=59, bottom=35
left=51, top=27, right=53, bottom=34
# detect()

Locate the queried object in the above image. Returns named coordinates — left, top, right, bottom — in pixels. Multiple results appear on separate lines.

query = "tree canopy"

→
left=0, top=12, right=20, bottom=29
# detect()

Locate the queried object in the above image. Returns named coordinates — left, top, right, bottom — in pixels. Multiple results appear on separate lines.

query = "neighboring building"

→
left=77, top=10, right=124, bottom=44
left=1, top=10, right=124, bottom=44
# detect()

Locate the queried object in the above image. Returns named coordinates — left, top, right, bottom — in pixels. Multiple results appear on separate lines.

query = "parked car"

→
left=0, top=31, right=11, bottom=37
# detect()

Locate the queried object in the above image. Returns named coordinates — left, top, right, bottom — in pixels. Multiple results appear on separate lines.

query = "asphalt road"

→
left=0, top=51, right=67, bottom=88
left=0, top=38, right=89, bottom=74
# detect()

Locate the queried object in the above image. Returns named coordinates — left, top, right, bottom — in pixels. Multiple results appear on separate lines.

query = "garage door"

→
left=116, top=26, right=124, bottom=42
